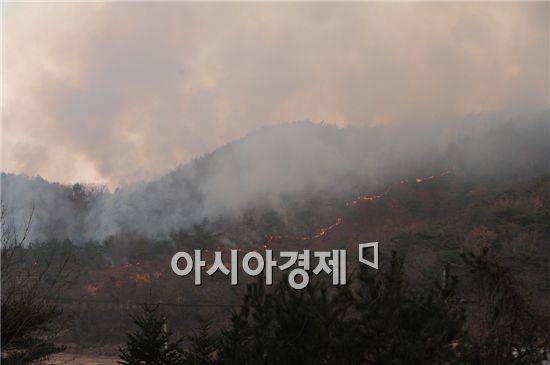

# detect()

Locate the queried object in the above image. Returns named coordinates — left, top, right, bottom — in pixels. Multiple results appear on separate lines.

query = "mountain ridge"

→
left=2, top=114, right=548, bottom=242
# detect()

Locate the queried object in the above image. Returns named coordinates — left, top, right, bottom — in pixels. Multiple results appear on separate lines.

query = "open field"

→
left=46, top=354, right=118, bottom=365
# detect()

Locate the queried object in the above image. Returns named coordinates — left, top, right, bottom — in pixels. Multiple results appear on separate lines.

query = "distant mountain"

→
left=2, top=112, right=548, bottom=242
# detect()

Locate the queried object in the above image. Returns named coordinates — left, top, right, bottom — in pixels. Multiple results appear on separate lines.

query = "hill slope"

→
left=1, top=113, right=548, bottom=242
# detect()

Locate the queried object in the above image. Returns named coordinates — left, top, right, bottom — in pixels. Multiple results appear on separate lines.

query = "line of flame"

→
left=263, top=170, right=451, bottom=246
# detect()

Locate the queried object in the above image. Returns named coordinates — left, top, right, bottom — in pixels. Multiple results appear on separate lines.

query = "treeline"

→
left=2, top=228, right=549, bottom=364
left=119, top=251, right=549, bottom=365
left=11, top=225, right=214, bottom=269
left=14, top=207, right=320, bottom=268
left=390, top=175, right=550, bottom=296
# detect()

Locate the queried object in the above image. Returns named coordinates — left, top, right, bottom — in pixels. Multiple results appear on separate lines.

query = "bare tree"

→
left=463, top=249, right=550, bottom=364
left=1, top=204, right=78, bottom=364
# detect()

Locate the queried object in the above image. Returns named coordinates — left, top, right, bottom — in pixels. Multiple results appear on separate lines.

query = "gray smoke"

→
left=1, top=111, right=548, bottom=242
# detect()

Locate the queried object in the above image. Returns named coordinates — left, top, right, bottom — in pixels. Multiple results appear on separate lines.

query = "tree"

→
left=183, top=318, right=218, bottom=365
left=118, top=304, right=185, bottom=365
left=218, top=253, right=469, bottom=365
left=352, top=252, right=468, bottom=364
left=218, top=275, right=356, bottom=365
left=1, top=206, right=74, bottom=365
left=462, top=249, right=550, bottom=364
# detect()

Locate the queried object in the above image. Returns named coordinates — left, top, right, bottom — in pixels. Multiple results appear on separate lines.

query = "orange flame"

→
left=83, top=284, right=99, bottom=296
left=265, top=217, right=343, bottom=245
left=262, top=170, right=452, bottom=246
left=132, top=273, right=151, bottom=284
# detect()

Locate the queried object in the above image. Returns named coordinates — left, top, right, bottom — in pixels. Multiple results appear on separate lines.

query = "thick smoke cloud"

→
left=2, top=112, right=549, bottom=242
left=2, top=2, right=548, bottom=187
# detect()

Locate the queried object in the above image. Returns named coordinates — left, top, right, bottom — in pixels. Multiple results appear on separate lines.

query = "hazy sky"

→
left=2, top=2, right=548, bottom=188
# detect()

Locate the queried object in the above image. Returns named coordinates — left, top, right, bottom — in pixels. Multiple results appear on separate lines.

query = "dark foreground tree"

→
left=116, top=251, right=548, bottom=365
left=1, top=300, right=65, bottom=365
left=218, top=276, right=353, bottom=365
left=118, top=304, right=185, bottom=365
left=183, top=318, right=218, bottom=365
left=1, top=207, right=74, bottom=365
left=352, top=252, right=468, bottom=364
left=218, top=252, right=468, bottom=365
left=462, top=249, right=550, bottom=365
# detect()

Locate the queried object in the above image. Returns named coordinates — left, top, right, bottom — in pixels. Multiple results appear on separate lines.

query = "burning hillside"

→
left=263, top=171, right=452, bottom=247
left=2, top=114, right=548, bottom=243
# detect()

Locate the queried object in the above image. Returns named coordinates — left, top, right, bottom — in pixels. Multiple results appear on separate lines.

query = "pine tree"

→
left=118, top=304, right=185, bottom=365
left=184, top=318, right=218, bottom=365
left=217, top=253, right=473, bottom=364
left=218, top=276, right=354, bottom=365
left=353, top=251, right=467, bottom=364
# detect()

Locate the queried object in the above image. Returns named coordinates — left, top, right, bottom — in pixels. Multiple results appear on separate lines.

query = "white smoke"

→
left=1, top=110, right=548, bottom=242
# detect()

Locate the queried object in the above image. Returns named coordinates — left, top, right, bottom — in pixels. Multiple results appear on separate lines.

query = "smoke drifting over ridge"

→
left=3, top=2, right=548, bottom=187
left=2, top=3, right=548, bottom=242
left=2, top=112, right=549, bottom=242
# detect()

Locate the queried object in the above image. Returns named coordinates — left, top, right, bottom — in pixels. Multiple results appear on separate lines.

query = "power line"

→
left=54, top=297, right=239, bottom=308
